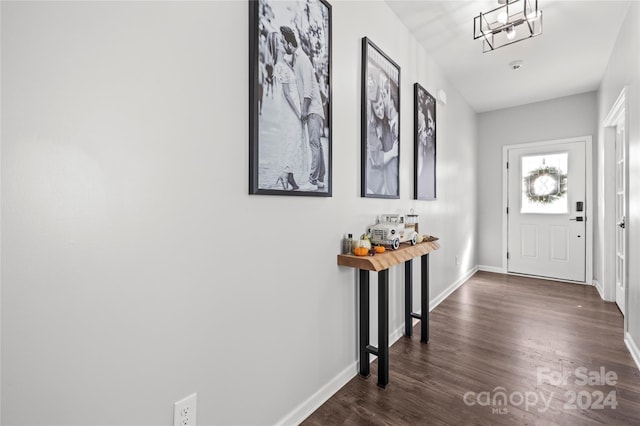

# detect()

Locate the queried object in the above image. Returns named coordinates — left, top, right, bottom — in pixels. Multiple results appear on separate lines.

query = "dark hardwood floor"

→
left=303, top=271, right=640, bottom=425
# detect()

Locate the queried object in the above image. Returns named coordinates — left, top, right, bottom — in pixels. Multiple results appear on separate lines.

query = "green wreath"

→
left=524, top=165, right=567, bottom=204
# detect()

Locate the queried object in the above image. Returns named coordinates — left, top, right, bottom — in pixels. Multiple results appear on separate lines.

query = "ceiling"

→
left=385, top=0, right=631, bottom=112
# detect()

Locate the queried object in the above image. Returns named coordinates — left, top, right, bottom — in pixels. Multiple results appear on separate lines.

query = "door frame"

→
left=602, top=88, right=628, bottom=324
left=501, top=136, right=593, bottom=284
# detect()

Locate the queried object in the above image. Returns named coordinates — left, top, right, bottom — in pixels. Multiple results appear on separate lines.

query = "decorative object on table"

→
left=353, top=246, right=369, bottom=256
left=248, top=0, right=332, bottom=196
left=342, top=233, right=354, bottom=255
left=361, top=37, right=400, bottom=199
left=374, top=245, right=386, bottom=253
left=422, top=235, right=440, bottom=242
left=357, top=234, right=372, bottom=250
left=414, top=83, right=436, bottom=200
left=473, top=0, right=543, bottom=53
left=367, top=213, right=418, bottom=250
left=406, top=208, right=419, bottom=233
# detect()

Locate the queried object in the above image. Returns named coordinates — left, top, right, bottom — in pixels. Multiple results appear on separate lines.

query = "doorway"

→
left=603, top=88, right=627, bottom=317
left=502, top=137, right=593, bottom=283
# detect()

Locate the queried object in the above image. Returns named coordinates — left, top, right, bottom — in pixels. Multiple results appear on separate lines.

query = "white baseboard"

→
left=624, top=332, right=640, bottom=373
left=388, top=320, right=409, bottom=346
left=276, top=320, right=411, bottom=426
left=275, top=361, right=358, bottom=426
left=593, top=279, right=604, bottom=299
left=278, top=267, right=479, bottom=425
left=430, top=266, right=478, bottom=311
left=477, top=265, right=504, bottom=274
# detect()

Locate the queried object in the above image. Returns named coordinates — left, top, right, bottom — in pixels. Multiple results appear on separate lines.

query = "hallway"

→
left=304, top=272, right=640, bottom=425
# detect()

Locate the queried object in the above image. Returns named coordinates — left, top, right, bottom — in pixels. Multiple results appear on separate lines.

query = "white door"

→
left=507, top=141, right=586, bottom=282
left=615, top=127, right=626, bottom=315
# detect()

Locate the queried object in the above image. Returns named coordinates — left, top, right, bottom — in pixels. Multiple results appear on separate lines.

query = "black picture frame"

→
left=414, top=83, right=436, bottom=200
left=249, top=0, right=332, bottom=196
left=361, top=37, right=400, bottom=199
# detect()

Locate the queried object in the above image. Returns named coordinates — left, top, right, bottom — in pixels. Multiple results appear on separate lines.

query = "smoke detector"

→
left=509, top=60, right=524, bottom=70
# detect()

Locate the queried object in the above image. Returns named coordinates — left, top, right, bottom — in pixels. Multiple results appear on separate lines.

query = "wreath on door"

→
left=524, top=165, right=567, bottom=204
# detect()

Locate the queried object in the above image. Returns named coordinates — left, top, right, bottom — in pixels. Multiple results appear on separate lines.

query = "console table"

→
left=337, top=241, right=440, bottom=388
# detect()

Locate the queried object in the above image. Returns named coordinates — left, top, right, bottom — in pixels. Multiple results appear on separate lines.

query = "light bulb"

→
left=497, top=11, right=508, bottom=24
left=506, top=26, right=516, bottom=40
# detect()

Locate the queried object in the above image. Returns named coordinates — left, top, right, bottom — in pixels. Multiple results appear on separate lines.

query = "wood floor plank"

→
left=303, top=271, right=640, bottom=425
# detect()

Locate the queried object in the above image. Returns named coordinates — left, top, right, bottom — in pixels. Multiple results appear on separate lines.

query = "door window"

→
left=520, top=153, right=568, bottom=214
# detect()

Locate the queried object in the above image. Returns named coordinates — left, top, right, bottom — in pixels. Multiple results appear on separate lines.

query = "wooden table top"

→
left=337, top=240, right=440, bottom=272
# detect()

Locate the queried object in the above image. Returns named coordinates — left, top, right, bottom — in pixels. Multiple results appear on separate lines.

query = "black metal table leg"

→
left=404, top=260, right=413, bottom=337
left=359, top=269, right=370, bottom=378
left=421, top=253, right=430, bottom=344
left=378, top=269, right=389, bottom=388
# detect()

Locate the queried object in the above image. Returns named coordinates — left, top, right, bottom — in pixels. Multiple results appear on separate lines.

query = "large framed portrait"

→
left=414, top=83, right=436, bottom=200
left=249, top=0, right=332, bottom=197
left=361, top=37, right=400, bottom=199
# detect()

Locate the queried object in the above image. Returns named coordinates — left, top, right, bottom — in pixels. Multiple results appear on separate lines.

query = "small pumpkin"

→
left=374, top=245, right=386, bottom=253
left=353, top=246, right=369, bottom=256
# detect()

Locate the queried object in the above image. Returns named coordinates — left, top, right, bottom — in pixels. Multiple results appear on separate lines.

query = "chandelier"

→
left=473, top=0, right=543, bottom=52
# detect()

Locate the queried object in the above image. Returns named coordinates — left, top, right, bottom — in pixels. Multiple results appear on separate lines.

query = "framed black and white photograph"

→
left=249, top=0, right=332, bottom=196
left=361, top=37, right=400, bottom=199
left=414, top=83, right=436, bottom=200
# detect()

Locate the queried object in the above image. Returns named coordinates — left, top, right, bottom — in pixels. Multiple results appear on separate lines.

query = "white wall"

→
left=477, top=92, right=598, bottom=269
left=597, top=2, right=640, bottom=353
left=0, top=1, right=478, bottom=424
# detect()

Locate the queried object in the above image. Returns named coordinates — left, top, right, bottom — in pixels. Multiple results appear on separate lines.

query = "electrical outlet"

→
left=174, top=393, right=197, bottom=426
left=455, top=255, right=461, bottom=266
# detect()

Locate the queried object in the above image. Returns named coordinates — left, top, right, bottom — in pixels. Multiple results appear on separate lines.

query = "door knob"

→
left=569, top=216, right=584, bottom=222
left=618, top=216, right=626, bottom=229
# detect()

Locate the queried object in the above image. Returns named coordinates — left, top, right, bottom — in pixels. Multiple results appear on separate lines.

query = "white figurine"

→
left=367, top=214, right=418, bottom=250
